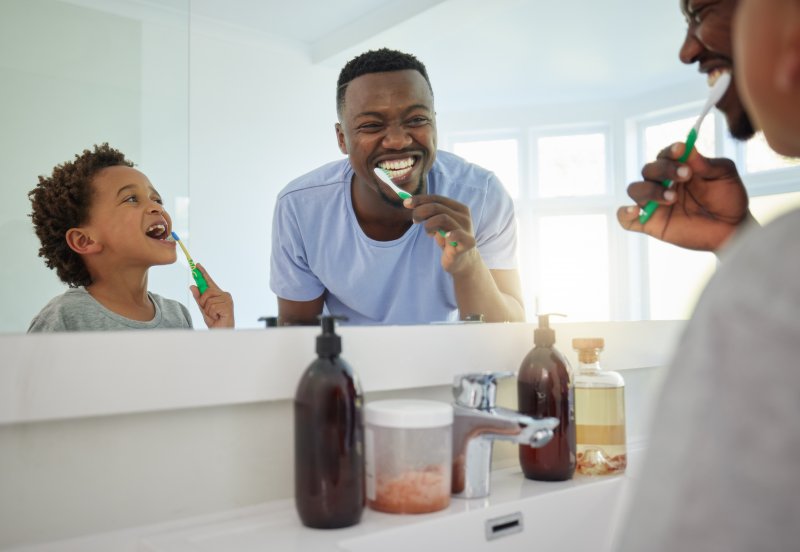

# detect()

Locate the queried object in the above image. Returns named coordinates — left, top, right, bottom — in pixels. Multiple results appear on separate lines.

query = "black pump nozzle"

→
left=316, top=315, right=348, bottom=357
left=534, top=313, right=566, bottom=347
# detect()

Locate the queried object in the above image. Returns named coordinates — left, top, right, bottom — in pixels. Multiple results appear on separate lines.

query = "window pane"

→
left=647, top=241, right=716, bottom=320
left=536, top=215, right=609, bottom=321
left=644, top=114, right=716, bottom=161
left=745, top=132, right=800, bottom=173
left=453, top=139, right=519, bottom=198
left=538, top=134, right=606, bottom=197
left=750, top=192, right=800, bottom=225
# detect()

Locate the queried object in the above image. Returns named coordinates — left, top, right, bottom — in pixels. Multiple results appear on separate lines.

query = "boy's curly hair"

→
left=28, top=143, right=133, bottom=287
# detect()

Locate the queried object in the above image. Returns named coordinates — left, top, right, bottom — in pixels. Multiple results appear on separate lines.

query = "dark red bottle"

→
left=294, top=316, right=364, bottom=528
left=517, top=314, right=576, bottom=481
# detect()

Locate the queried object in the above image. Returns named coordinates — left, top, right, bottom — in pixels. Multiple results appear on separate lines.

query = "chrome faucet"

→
left=451, top=371, right=559, bottom=499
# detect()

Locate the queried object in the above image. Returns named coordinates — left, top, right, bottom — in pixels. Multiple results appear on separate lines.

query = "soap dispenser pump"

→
left=517, top=313, right=576, bottom=481
left=294, top=315, right=365, bottom=528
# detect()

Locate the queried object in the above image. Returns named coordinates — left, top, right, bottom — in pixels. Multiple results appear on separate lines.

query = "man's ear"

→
left=777, top=16, right=800, bottom=92
left=65, top=228, right=102, bottom=255
left=335, top=122, right=348, bottom=155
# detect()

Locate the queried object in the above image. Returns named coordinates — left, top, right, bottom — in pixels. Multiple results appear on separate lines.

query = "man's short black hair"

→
left=336, top=48, right=433, bottom=118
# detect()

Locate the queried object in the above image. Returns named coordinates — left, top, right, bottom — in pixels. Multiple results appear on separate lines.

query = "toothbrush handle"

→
left=192, top=267, right=209, bottom=294
left=639, top=128, right=698, bottom=224
left=438, top=229, right=458, bottom=247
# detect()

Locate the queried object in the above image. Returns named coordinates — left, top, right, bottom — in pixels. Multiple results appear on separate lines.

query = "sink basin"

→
left=141, top=448, right=642, bottom=552
left=339, top=468, right=629, bottom=552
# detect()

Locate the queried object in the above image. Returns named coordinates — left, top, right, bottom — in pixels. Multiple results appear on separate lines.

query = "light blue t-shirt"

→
left=270, top=150, right=518, bottom=325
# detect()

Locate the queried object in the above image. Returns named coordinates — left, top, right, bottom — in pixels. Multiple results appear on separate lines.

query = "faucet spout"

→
left=451, top=372, right=559, bottom=498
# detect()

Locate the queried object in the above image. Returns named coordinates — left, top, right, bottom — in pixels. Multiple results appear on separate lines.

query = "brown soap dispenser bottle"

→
left=517, top=313, right=576, bottom=481
left=294, top=315, right=365, bottom=528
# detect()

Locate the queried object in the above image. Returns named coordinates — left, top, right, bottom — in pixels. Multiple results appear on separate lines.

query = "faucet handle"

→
left=453, top=371, right=514, bottom=410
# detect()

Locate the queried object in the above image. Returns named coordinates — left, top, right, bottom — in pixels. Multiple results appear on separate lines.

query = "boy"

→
left=27, top=143, right=234, bottom=331
left=617, top=1, right=800, bottom=550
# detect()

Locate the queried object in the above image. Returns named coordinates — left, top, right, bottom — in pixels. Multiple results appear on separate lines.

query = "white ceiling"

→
left=189, top=0, right=698, bottom=110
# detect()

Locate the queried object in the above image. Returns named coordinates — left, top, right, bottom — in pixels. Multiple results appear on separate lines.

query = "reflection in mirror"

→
left=0, top=0, right=190, bottom=333
left=7, top=1, right=800, bottom=332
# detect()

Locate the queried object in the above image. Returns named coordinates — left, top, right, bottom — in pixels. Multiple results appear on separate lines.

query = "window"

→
left=745, top=133, right=800, bottom=174
left=453, top=138, right=520, bottom=198
left=452, top=128, right=613, bottom=322
left=538, top=133, right=606, bottom=197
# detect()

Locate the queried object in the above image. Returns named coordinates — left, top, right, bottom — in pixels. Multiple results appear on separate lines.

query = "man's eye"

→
left=407, top=117, right=430, bottom=126
left=358, top=123, right=383, bottom=132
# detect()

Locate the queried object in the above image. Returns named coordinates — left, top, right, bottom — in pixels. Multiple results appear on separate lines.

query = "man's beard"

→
left=728, top=108, right=757, bottom=141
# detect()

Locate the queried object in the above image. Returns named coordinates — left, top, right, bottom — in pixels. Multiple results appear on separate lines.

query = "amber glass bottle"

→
left=517, top=314, right=576, bottom=481
left=294, top=316, right=365, bottom=528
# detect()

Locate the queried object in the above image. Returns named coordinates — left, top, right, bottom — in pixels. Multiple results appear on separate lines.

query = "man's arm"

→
left=407, top=194, right=525, bottom=322
left=451, top=263, right=525, bottom=322
left=277, top=294, right=325, bottom=326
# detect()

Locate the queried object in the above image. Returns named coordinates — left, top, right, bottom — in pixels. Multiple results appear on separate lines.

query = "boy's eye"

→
left=123, top=195, right=138, bottom=203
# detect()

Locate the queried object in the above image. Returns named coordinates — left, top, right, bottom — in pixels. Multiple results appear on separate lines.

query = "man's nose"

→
left=678, top=27, right=703, bottom=65
left=382, top=124, right=412, bottom=149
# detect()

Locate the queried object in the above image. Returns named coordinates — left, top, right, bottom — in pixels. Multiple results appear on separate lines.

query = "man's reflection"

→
left=270, top=48, right=524, bottom=325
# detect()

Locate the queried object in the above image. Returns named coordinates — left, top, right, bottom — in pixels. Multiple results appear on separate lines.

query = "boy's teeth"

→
left=146, top=224, right=166, bottom=238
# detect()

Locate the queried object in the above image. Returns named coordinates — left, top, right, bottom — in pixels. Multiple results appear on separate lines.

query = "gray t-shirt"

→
left=27, top=287, right=193, bottom=332
left=617, top=209, right=800, bottom=552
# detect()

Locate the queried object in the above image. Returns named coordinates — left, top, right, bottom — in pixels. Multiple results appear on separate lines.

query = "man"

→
left=617, top=0, right=755, bottom=252
left=617, top=1, right=800, bottom=550
left=270, top=49, right=524, bottom=325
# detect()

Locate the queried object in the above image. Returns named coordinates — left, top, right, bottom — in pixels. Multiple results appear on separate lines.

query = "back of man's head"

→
left=336, top=48, right=432, bottom=118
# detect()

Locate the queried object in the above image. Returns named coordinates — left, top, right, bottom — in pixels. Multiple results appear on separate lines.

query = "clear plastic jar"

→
left=364, top=400, right=453, bottom=514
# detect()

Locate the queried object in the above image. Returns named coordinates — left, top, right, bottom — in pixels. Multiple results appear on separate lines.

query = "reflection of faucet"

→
left=451, top=372, right=559, bottom=499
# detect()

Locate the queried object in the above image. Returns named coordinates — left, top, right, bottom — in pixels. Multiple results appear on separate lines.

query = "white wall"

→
left=186, top=18, right=342, bottom=328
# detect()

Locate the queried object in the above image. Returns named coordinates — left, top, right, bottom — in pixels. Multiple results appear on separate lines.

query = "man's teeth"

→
left=378, top=158, right=414, bottom=171
left=707, top=70, right=729, bottom=87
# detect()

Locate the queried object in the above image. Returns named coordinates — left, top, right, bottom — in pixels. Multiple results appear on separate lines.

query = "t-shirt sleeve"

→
left=27, top=307, right=67, bottom=332
left=269, top=194, right=326, bottom=301
left=474, top=173, right=518, bottom=270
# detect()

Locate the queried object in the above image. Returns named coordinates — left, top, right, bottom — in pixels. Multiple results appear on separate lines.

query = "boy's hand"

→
left=190, top=263, right=235, bottom=328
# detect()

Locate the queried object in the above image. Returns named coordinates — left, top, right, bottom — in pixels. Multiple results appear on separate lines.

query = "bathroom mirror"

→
left=0, top=0, right=697, bottom=333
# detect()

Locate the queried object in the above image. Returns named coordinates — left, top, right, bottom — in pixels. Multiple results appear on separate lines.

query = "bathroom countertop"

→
left=138, top=459, right=637, bottom=552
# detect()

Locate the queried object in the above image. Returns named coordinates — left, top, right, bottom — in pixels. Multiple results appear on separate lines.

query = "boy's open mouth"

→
left=145, top=223, right=169, bottom=240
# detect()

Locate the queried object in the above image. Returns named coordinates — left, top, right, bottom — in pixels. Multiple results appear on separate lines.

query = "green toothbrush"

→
left=373, top=167, right=458, bottom=247
left=639, top=71, right=731, bottom=224
left=169, top=231, right=209, bottom=294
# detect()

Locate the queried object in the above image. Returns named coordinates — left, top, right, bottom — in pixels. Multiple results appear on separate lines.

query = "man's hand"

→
left=404, top=194, right=524, bottom=322
left=617, top=142, right=752, bottom=252
left=404, top=194, right=479, bottom=273
left=191, top=263, right=235, bottom=328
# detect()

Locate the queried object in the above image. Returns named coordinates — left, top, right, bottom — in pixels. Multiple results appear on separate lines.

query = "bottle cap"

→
left=365, top=400, right=454, bottom=428
left=572, top=337, right=604, bottom=351
left=534, top=313, right=565, bottom=346
left=316, top=315, right=347, bottom=356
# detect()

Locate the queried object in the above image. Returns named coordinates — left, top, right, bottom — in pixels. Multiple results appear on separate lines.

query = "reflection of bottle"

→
left=294, top=316, right=364, bottom=528
left=517, top=314, right=576, bottom=481
left=573, top=338, right=627, bottom=476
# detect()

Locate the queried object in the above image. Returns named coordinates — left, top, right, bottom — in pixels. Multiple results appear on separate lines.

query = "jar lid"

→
left=365, top=400, right=454, bottom=428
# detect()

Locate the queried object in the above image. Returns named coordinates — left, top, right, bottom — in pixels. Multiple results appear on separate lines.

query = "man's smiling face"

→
left=335, top=69, right=437, bottom=204
left=679, top=0, right=756, bottom=140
